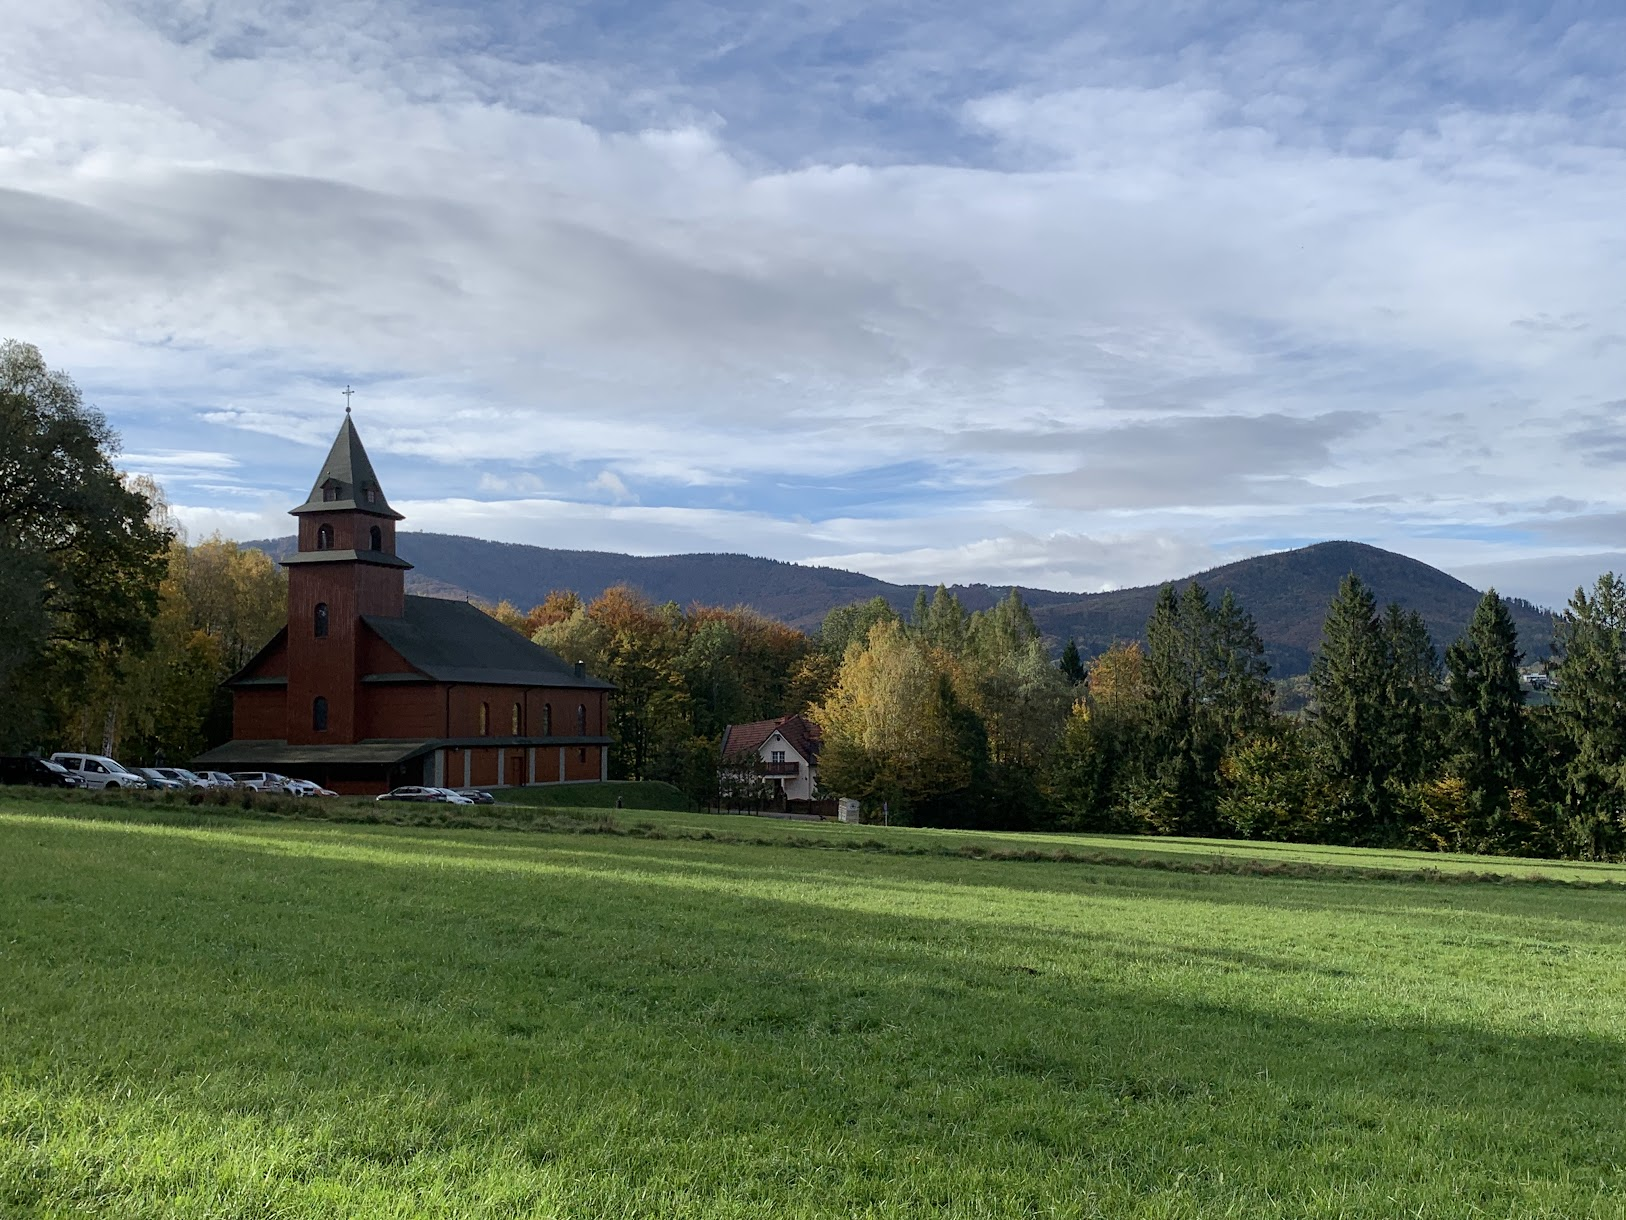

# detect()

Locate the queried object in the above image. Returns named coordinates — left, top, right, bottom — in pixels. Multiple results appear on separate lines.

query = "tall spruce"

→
left=1307, top=574, right=1394, bottom=841
left=1444, top=589, right=1526, bottom=847
left=1380, top=603, right=1444, bottom=788
left=1551, top=573, right=1626, bottom=858
left=1141, top=582, right=1272, bottom=835
left=1058, top=638, right=1086, bottom=685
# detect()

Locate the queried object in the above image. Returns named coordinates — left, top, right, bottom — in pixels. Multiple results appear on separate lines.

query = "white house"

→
left=720, top=714, right=821, bottom=802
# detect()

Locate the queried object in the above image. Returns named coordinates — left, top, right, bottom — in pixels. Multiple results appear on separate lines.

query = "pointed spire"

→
left=289, top=414, right=404, bottom=519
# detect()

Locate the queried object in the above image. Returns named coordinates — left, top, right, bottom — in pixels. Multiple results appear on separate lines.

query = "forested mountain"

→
left=246, top=534, right=1555, bottom=676
left=1023, top=541, right=1555, bottom=676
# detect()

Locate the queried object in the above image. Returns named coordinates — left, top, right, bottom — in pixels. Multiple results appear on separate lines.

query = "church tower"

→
left=281, top=413, right=412, bottom=745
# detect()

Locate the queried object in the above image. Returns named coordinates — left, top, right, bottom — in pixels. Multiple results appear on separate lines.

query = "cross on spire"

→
left=342, top=385, right=354, bottom=414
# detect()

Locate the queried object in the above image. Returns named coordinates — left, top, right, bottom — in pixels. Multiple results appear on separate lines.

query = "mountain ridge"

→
left=244, top=533, right=1555, bottom=677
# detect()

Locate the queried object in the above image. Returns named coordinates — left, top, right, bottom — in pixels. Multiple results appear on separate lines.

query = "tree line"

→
left=9, top=337, right=1626, bottom=859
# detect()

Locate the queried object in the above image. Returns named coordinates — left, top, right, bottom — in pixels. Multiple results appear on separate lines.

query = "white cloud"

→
left=6, top=1, right=1626, bottom=595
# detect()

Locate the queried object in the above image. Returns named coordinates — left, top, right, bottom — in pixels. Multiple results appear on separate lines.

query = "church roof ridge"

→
left=290, top=414, right=404, bottom=520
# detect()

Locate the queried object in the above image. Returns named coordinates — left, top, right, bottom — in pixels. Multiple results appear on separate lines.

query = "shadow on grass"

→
left=4, top=809, right=1626, bottom=1216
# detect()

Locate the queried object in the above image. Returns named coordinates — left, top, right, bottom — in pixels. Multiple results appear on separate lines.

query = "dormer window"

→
left=366, top=487, right=378, bottom=504
left=321, top=479, right=343, bottom=502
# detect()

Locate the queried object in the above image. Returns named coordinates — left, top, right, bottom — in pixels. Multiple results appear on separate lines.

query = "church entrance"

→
left=505, top=750, right=526, bottom=787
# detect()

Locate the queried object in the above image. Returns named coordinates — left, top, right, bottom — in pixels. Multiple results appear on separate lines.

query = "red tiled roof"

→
left=721, top=714, right=822, bottom=765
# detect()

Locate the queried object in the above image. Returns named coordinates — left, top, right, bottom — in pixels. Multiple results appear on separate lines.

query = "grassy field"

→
left=3, top=792, right=1625, bottom=1217
left=493, top=780, right=691, bottom=812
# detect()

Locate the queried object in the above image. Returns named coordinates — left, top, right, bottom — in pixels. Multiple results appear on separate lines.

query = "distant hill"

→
left=245, top=534, right=1555, bottom=677
left=1019, top=541, right=1555, bottom=676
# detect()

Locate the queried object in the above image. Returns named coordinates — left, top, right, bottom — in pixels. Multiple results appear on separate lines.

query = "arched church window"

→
left=316, top=524, right=334, bottom=551
left=576, top=704, right=587, bottom=735
left=542, top=703, right=552, bottom=735
left=369, top=525, right=382, bottom=552
left=479, top=702, right=490, bottom=737
left=313, top=697, right=328, bottom=732
left=314, top=603, right=329, bottom=638
left=511, top=703, right=522, bottom=734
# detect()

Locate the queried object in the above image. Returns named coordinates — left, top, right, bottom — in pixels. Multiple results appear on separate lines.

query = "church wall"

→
left=359, top=685, right=443, bottom=740
left=469, top=748, right=500, bottom=787
left=444, top=684, right=610, bottom=741
left=359, top=628, right=417, bottom=675
left=353, top=561, right=405, bottom=620
left=239, top=634, right=288, bottom=680
left=286, top=565, right=360, bottom=745
left=563, top=745, right=601, bottom=782
left=233, top=688, right=287, bottom=740
left=297, top=513, right=397, bottom=555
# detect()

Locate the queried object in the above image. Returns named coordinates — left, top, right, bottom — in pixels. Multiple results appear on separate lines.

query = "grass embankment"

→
left=3, top=795, right=1625, bottom=1217
left=493, top=779, right=689, bottom=811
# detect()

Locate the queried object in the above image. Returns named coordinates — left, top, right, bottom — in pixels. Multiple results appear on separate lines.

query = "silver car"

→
left=50, top=753, right=149, bottom=790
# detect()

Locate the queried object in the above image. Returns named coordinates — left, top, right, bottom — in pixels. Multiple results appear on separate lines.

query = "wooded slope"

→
left=247, top=534, right=1555, bottom=676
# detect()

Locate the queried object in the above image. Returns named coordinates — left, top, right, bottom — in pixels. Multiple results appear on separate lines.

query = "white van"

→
left=50, top=753, right=149, bottom=790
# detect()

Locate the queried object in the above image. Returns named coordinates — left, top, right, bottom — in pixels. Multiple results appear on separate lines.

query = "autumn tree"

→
left=812, top=620, right=978, bottom=821
left=819, top=596, right=900, bottom=658
left=1, top=340, right=170, bottom=750
left=579, top=585, right=689, bottom=781
left=1047, top=642, right=1148, bottom=830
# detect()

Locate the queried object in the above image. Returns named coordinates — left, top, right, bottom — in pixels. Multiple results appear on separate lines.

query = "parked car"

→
left=454, top=788, right=496, bottom=805
left=229, top=771, right=289, bottom=792
left=147, top=767, right=211, bottom=789
left=195, top=771, right=236, bottom=788
left=135, top=767, right=187, bottom=791
left=0, top=756, right=83, bottom=788
left=376, top=786, right=453, bottom=803
left=50, top=753, right=148, bottom=790
left=284, top=779, right=339, bottom=798
left=432, top=788, right=477, bottom=805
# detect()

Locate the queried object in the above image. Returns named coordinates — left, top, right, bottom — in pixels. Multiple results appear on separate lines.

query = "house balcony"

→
left=762, top=761, right=800, bottom=776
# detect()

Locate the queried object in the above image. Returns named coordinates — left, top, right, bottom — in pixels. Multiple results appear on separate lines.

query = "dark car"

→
left=375, top=786, right=448, bottom=803
left=0, top=756, right=82, bottom=788
left=454, top=789, right=497, bottom=805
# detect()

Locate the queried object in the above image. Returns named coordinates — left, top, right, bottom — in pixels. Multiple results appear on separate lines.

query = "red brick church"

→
left=193, top=413, right=612, bottom=794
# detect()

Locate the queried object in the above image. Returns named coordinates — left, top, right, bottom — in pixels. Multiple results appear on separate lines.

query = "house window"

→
left=316, top=524, right=334, bottom=551
left=576, top=704, right=586, bottom=735
left=313, top=697, right=328, bottom=732
left=366, top=487, right=377, bottom=504
left=322, top=484, right=340, bottom=502
left=542, top=703, right=552, bottom=735
left=511, top=703, right=522, bottom=734
left=771, top=750, right=785, bottom=763
left=479, top=702, right=490, bottom=737
left=314, top=603, right=329, bottom=638
left=369, top=525, right=382, bottom=551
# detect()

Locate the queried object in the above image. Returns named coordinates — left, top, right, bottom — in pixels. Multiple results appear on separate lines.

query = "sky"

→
left=4, top=0, right=1625, bottom=609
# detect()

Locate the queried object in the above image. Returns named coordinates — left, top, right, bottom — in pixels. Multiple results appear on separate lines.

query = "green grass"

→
left=494, top=779, right=690, bottom=811
left=3, top=793, right=1626, bottom=1217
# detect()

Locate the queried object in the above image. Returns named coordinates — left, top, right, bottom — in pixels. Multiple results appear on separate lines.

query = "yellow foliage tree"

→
left=812, top=620, right=971, bottom=817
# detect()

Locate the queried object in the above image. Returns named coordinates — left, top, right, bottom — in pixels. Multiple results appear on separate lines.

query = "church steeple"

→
left=280, top=411, right=411, bottom=744
left=290, top=413, right=404, bottom=521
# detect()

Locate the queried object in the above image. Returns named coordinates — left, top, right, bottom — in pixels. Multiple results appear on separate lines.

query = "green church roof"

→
left=289, top=414, right=404, bottom=519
